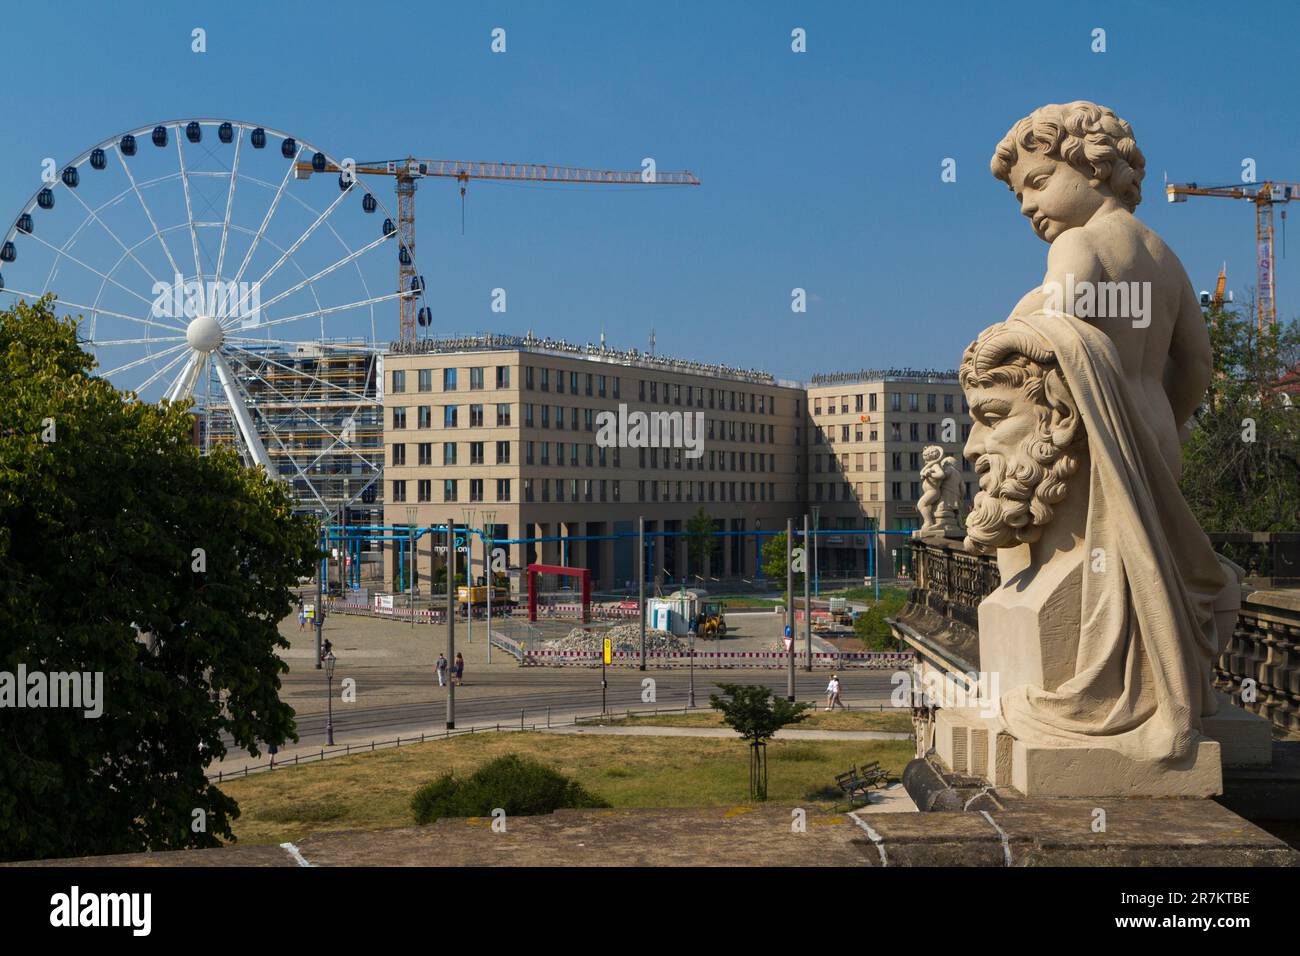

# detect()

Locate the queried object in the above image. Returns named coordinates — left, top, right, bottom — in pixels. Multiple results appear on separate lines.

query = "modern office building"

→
left=380, top=335, right=975, bottom=591
left=804, top=370, right=976, bottom=578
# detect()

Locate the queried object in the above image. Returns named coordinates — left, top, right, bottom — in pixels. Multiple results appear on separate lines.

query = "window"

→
left=496, top=365, right=510, bottom=388
left=891, top=481, right=902, bottom=501
left=927, top=422, right=937, bottom=441
left=470, top=479, right=483, bottom=502
left=927, top=393, right=937, bottom=413
left=908, top=393, right=919, bottom=412
left=540, top=368, right=550, bottom=391
left=390, top=443, right=406, bottom=466
left=469, top=405, right=484, bottom=427
left=443, top=368, right=458, bottom=391
left=470, top=367, right=485, bottom=390
left=443, top=406, right=457, bottom=428
left=443, top=479, right=458, bottom=502
left=650, top=382, right=658, bottom=402
left=496, top=441, right=510, bottom=464
left=584, top=408, right=593, bottom=431
left=613, top=377, right=620, bottom=399
left=391, top=369, right=406, bottom=393
left=541, top=406, right=550, bottom=428
left=570, top=442, right=579, bottom=466
left=613, top=480, right=621, bottom=502
left=570, top=408, right=578, bottom=430
left=890, top=423, right=901, bottom=442
left=598, top=375, right=607, bottom=397
left=525, top=441, right=534, bottom=465
left=392, top=406, right=407, bottom=429
left=814, top=399, right=822, bottom=416
left=525, top=366, right=535, bottom=390
left=524, top=404, right=534, bottom=427
left=470, top=442, right=484, bottom=465
left=855, top=394, right=864, bottom=412
left=556, top=479, right=565, bottom=502
left=570, top=371, right=579, bottom=394
left=909, top=423, right=920, bottom=442
left=418, top=442, right=432, bottom=466
left=585, top=373, right=593, bottom=396
left=841, top=424, right=850, bottom=442
left=524, top=479, right=534, bottom=502
left=497, top=478, right=511, bottom=501
left=443, top=443, right=457, bottom=465
left=418, top=368, right=432, bottom=392
left=497, top=403, right=511, bottom=426
left=557, top=371, right=564, bottom=394
left=869, top=393, right=878, bottom=412
left=391, top=480, right=406, bottom=502
left=417, top=405, right=432, bottom=429
left=890, top=392, right=901, bottom=412
left=892, top=452, right=903, bottom=471
left=540, top=443, right=550, bottom=465
left=910, top=452, right=921, bottom=471
left=417, top=479, right=431, bottom=502
left=555, top=405, right=565, bottom=430
left=944, top=393, right=954, bottom=413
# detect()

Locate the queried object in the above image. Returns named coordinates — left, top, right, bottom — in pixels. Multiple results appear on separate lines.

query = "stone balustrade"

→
left=891, top=534, right=1300, bottom=733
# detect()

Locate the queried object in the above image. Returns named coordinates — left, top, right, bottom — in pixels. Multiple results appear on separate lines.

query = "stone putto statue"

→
left=915, top=445, right=963, bottom=539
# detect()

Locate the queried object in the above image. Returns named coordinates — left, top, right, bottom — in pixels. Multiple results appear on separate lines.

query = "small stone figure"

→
left=915, top=445, right=963, bottom=539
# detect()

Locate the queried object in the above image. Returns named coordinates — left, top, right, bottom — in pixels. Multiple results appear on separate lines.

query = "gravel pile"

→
left=544, top=622, right=686, bottom=654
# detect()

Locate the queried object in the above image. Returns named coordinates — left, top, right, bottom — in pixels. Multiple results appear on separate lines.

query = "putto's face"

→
left=1007, top=156, right=1107, bottom=243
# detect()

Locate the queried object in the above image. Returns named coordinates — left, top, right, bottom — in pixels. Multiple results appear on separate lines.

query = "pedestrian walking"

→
left=298, top=607, right=307, bottom=630
left=436, top=653, right=448, bottom=687
left=453, top=652, right=465, bottom=686
left=826, top=673, right=844, bottom=710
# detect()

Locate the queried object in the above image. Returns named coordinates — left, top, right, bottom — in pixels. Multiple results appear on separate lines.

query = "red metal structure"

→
left=526, top=563, right=591, bottom=623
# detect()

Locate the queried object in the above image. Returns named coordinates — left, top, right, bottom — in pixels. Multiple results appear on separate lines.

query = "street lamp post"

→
left=786, top=516, right=795, bottom=701
left=314, top=514, right=325, bottom=670
left=812, top=505, right=821, bottom=597
left=688, top=622, right=696, bottom=709
left=406, top=505, right=418, bottom=629
left=482, top=509, right=496, bottom=665
left=462, top=507, right=476, bottom=645
left=804, top=513, right=813, bottom=673
left=324, top=651, right=337, bottom=745
left=446, top=516, right=456, bottom=729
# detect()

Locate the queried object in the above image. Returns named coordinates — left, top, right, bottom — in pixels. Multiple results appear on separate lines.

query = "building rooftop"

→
left=809, top=368, right=959, bottom=386
left=386, top=332, right=800, bottom=388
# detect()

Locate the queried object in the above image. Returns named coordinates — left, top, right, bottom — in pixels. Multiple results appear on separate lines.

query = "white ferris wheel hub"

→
left=186, top=313, right=223, bottom=353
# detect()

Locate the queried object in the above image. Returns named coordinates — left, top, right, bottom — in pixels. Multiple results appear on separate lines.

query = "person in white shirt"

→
left=825, top=674, right=842, bottom=711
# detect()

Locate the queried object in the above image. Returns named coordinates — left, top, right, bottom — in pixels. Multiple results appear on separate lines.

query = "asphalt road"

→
left=219, top=666, right=899, bottom=764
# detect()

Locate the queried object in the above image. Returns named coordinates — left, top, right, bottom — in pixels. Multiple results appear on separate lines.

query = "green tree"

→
left=761, top=531, right=805, bottom=601
left=709, top=683, right=810, bottom=800
left=0, top=297, right=317, bottom=862
left=685, top=506, right=717, bottom=580
left=852, top=587, right=909, bottom=650
left=1181, top=305, right=1300, bottom=532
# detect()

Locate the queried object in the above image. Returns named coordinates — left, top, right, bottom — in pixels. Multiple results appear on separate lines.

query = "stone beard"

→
left=961, top=347, right=1084, bottom=555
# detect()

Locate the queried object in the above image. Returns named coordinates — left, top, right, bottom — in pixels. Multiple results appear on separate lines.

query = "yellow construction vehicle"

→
left=456, top=581, right=511, bottom=610
left=700, top=601, right=728, bottom=639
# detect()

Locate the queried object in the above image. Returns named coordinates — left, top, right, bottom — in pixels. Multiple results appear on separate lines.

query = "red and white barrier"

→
left=522, top=650, right=913, bottom=669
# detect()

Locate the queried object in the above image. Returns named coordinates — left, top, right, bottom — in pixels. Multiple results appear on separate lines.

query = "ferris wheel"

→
left=0, top=119, right=423, bottom=514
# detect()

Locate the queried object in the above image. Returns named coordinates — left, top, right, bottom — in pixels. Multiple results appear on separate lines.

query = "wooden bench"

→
left=859, top=760, right=890, bottom=789
left=835, top=762, right=891, bottom=804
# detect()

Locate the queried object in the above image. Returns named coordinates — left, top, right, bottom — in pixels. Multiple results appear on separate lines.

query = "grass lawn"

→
left=581, top=709, right=913, bottom=733
left=218, top=732, right=914, bottom=846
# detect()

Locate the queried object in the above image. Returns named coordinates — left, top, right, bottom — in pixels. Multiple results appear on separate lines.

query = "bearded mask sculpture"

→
left=958, top=326, right=1085, bottom=554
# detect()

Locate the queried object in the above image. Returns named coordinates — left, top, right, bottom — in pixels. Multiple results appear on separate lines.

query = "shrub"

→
left=411, top=754, right=609, bottom=824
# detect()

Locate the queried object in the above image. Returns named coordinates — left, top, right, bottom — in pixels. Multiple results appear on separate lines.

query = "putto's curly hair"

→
left=990, top=101, right=1145, bottom=212
left=959, top=325, right=1086, bottom=548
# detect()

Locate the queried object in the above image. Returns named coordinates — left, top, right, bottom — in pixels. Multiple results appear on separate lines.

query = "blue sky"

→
left=2, top=0, right=1298, bottom=382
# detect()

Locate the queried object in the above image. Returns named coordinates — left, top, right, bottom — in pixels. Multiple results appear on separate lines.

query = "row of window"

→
left=391, top=404, right=513, bottom=430
left=812, top=480, right=976, bottom=503
left=816, top=421, right=972, bottom=445
left=815, top=450, right=974, bottom=475
left=524, top=366, right=621, bottom=399
left=390, top=441, right=513, bottom=467
left=388, top=441, right=787, bottom=476
left=390, top=366, right=511, bottom=394
left=391, top=478, right=512, bottom=503
left=812, top=392, right=966, bottom=416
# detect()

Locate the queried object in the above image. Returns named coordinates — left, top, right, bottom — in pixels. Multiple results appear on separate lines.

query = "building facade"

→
left=804, top=371, right=976, bottom=578
left=380, top=337, right=975, bottom=592
left=382, top=336, right=807, bottom=592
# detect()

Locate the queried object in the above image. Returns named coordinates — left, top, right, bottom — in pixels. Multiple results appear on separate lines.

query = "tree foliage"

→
left=410, top=754, right=609, bottom=823
left=0, top=297, right=317, bottom=861
left=685, top=506, right=717, bottom=577
left=1180, top=306, right=1300, bottom=532
left=709, top=683, right=810, bottom=800
left=761, top=531, right=805, bottom=598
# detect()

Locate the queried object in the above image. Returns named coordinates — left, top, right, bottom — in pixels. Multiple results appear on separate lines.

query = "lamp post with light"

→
left=324, top=651, right=337, bottom=745
left=482, top=509, right=496, bottom=664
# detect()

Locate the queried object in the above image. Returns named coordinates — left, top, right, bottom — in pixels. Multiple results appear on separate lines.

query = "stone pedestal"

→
left=1202, top=691, right=1273, bottom=767
left=935, top=707, right=1225, bottom=798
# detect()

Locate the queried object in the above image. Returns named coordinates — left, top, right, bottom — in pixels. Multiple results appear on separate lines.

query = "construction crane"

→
left=1199, top=264, right=1231, bottom=311
left=295, top=156, right=700, bottom=343
left=1167, top=180, right=1300, bottom=328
